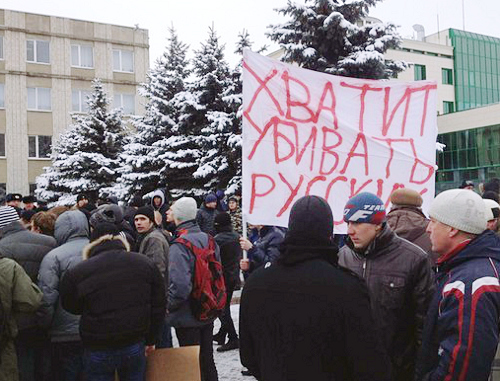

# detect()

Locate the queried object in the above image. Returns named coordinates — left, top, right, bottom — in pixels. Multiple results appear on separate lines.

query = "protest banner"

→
left=242, top=50, right=438, bottom=234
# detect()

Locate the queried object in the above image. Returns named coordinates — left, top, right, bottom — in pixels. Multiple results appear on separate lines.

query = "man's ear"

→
left=448, top=227, right=460, bottom=238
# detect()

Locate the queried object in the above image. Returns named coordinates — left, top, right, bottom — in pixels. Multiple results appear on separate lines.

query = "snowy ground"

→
left=172, top=298, right=254, bottom=381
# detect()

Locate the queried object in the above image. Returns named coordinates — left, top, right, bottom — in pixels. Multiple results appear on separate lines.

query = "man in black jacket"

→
left=213, top=212, right=241, bottom=352
left=0, top=205, right=56, bottom=381
left=240, top=195, right=391, bottom=381
left=339, top=192, right=434, bottom=381
left=60, top=222, right=166, bottom=381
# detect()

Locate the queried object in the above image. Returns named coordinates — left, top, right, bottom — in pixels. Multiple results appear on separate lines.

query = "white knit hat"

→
left=0, top=206, right=20, bottom=229
left=429, top=189, right=486, bottom=234
left=171, top=197, right=197, bottom=223
left=484, top=199, right=500, bottom=221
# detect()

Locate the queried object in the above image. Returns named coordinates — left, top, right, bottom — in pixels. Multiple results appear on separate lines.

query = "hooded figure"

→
left=37, top=210, right=90, bottom=380
left=151, top=189, right=169, bottom=229
left=240, top=196, right=391, bottom=381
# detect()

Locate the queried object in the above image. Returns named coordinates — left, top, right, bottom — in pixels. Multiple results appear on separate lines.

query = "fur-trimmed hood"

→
left=82, top=234, right=130, bottom=260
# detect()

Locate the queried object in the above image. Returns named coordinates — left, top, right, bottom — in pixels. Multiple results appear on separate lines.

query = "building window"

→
left=0, top=134, right=5, bottom=157
left=0, top=84, right=4, bottom=108
left=442, top=68, right=453, bottom=85
left=26, top=40, right=50, bottom=64
left=72, top=90, right=90, bottom=112
left=29, top=183, right=37, bottom=195
left=113, top=93, right=135, bottom=114
left=113, top=49, right=134, bottom=72
left=27, top=87, right=51, bottom=111
left=414, top=64, right=426, bottom=81
left=0, top=36, right=3, bottom=60
left=28, top=135, right=52, bottom=158
left=71, top=44, right=94, bottom=68
left=443, top=101, right=455, bottom=114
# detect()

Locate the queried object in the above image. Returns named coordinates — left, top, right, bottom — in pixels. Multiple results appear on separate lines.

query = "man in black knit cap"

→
left=239, top=195, right=390, bottom=381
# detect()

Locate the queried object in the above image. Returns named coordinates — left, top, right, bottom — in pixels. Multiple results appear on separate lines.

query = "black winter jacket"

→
left=0, top=220, right=56, bottom=330
left=0, top=221, right=56, bottom=282
left=339, top=224, right=434, bottom=381
left=215, top=229, right=242, bottom=289
left=60, top=235, right=166, bottom=349
left=240, top=248, right=391, bottom=381
left=196, top=205, right=218, bottom=236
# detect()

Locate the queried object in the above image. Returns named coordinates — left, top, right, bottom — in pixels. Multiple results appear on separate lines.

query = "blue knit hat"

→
left=205, top=193, right=217, bottom=203
left=343, top=192, right=386, bottom=224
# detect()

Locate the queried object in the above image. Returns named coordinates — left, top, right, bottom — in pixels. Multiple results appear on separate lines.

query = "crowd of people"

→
left=0, top=178, right=500, bottom=381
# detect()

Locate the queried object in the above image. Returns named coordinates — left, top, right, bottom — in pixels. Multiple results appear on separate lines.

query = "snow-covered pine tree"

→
left=160, top=27, right=235, bottom=198
left=120, top=26, right=190, bottom=200
left=267, top=0, right=407, bottom=79
left=36, top=79, right=126, bottom=205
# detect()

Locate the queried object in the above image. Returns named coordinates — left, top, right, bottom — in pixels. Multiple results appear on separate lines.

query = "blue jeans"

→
left=83, top=342, right=146, bottom=381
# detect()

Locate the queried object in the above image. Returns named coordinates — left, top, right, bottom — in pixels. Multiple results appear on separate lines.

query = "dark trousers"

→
left=219, top=288, right=237, bottom=341
left=51, top=341, right=84, bottom=381
left=15, top=328, right=51, bottom=381
left=83, top=342, right=145, bottom=381
left=156, top=319, right=173, bottom=349
left=176, top=323, right=218, bottom=381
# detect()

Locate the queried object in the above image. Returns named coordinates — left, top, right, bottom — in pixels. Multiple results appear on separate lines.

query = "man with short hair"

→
left=167, top=197, right=220, bottom=381
left=416, top=189, right=500, bottom=381
left=339, top=192, right=433, bottom=381
left=240, top=196, right=390, bottom=381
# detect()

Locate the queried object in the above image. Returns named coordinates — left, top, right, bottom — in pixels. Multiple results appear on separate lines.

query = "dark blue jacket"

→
left=416, top=230, right=500, bottom=381
left=248, top=226, right=285, bottom=272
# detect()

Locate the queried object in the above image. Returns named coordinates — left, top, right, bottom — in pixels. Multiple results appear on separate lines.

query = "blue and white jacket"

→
left=416, top=230, right=500, bottom=381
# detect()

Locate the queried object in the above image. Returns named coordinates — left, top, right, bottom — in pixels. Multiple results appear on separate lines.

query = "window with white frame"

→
left=26, top=40, right=50, bottom=64
left=71, top=44, right=93, bottom=68
left=27, top=87, right=51, bottom=111
left=0, top=84, right=4, bottom=108
left=113, top=49, right=134, bottom=72
left=113, top=93, right=135, bottom=114
left=28, top=135, right=52, bottom=158
left=72, top=90, right=91, bottom=112
left=0, top=36, right=4, bottom=60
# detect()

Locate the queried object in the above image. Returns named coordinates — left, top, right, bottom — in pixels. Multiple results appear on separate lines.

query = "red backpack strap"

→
left=174, top=235, right=215, bottom=257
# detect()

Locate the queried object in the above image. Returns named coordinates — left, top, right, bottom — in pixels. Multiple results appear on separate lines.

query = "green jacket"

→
left=0, top=257, right=43, bottom=381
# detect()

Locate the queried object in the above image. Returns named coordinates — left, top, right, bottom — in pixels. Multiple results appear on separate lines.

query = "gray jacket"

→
left=0, top=220, right=56, bottom=330
left=37, top=210, right=89, bottom=342
left=166, top=220, right=220, bottom=328
left=138, top=228, right=169, bottom=284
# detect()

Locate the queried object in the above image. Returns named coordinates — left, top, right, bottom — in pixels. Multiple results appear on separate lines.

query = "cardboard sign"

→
left=242, top=50, right=438, bottom=233
left=146, top=346, right=201, bottom=381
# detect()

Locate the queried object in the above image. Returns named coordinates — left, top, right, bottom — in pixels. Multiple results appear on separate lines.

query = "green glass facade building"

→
left=436, top=29, right=500, bottom=191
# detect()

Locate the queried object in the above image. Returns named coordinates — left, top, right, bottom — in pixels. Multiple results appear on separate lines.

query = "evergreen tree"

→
left=120, top=26, right=189, bottom=200
left=164, top=27, right=238, bottom=197
left=36, top=79, right=126, bottom=205
left=267, top=0, right=407, bottom=79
